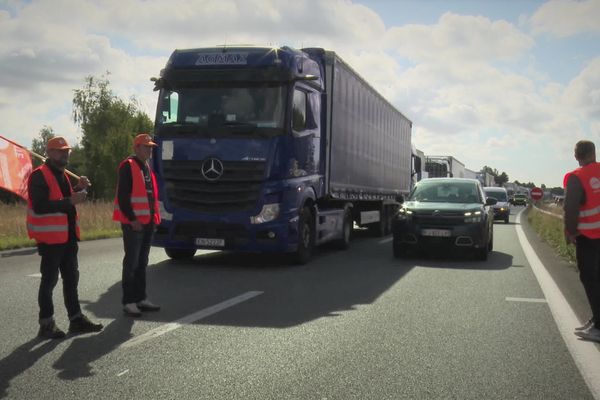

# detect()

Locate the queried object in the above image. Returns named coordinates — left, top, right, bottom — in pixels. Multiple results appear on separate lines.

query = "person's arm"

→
left=117, top=162, right=137, bottom=222
left=29, top=170, right=74, bottom=214
left=563, top=174, right=584, bottom=242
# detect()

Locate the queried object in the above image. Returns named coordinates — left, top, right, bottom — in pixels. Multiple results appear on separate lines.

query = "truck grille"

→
left=162, top=160, right=265, bottom=213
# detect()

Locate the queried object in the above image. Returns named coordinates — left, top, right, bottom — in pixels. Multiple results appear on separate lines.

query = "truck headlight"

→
left=250, top=203, right=280, bottom=224
left=158, top=201, right=172, bottom=221
left=464, top=210, right=482, bottom=223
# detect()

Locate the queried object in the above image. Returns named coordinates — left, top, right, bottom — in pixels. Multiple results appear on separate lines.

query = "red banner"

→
left=0, top=136, right=33, bottom=200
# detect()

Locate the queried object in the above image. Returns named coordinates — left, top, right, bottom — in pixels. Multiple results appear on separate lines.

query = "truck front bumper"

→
left=153, top=215, right=300, bottom=253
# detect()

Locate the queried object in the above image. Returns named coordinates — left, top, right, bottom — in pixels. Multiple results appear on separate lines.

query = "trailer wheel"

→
left=334, top=208, right=352, bottom=250
left=293, top=206, right=315, bottom=264
left=165, top=248, right=196, bottom=260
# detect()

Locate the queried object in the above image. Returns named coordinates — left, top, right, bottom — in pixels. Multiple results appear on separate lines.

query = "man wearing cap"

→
left=27, top=136, right=104, bottom=339
left=113, top=133, right=161, bottom=316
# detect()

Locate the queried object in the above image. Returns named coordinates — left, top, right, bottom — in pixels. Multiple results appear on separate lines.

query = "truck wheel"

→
left=334, top=209, right=352, bottom=250
left=293, top=207, right=315, bottom=264
left=165, top=248, right=196, bottom=260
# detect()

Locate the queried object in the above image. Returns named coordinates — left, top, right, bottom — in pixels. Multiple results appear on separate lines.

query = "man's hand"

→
left=70, top=191, right=87, bottom=205
left=74, top=176, right=91, bottom=191
left=565, top=229, right=578, bottom=245
left=131, top=220, right=143, bottom=232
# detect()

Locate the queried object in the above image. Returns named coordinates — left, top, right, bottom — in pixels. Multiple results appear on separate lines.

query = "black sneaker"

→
left=38, top=322, right=66, bottom=340
left=68, top=315, right=103, bottom=334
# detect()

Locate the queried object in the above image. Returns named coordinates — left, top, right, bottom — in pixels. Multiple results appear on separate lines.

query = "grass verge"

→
left=527, top=205, right=576, bottom=264
left=0, top=201, right=121, bottom=251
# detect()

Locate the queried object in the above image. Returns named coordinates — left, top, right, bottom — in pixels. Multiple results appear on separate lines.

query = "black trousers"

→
left=121, top=223, right=154, bottom=305
left=38, top=240, right=82, bottom=321
left=575, top=235, right=600, bottom=329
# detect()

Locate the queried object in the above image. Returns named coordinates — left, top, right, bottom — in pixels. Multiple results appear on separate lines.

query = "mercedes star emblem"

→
left=201, top=157, right=224, bottom=181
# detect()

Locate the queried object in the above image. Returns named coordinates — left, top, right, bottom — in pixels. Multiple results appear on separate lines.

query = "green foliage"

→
left=31, top=126, right=55, bottom=167
left=72, top=74, right=153, bottom=199
left=528, top=207, right=576, bottom=263
left=494, top=171, right=509, bottom=186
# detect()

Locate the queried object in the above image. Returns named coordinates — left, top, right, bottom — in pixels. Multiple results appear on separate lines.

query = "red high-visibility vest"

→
left=113, top=158, right=160, bottom=225
left=570, top=162, right=600, bottom=239
left=26, top=164, right=80, bottom=244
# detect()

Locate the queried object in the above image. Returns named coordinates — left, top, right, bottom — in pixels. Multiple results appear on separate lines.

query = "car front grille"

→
left=162, top=160, right=265, bottom=214
left=413, top=211, right=465, bottom=227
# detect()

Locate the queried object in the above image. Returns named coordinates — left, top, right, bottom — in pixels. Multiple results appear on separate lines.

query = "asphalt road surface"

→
left=0, top=208, right=598, bottom=400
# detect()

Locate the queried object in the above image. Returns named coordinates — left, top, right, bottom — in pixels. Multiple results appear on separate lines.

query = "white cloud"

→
left=384, top=12, right=534, bottom=63
left=562, top=57, right=600, bottom=118
left=530, top=0, right=600, bottom=37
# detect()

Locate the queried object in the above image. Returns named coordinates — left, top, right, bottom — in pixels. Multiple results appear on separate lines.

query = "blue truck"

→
left=150, top=46, right=417, bottom=263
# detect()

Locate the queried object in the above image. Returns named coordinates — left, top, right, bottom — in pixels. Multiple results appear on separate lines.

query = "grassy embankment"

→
left=0, top=201, right=121, bottom=251
left=526, top=203, right=576, bottom=264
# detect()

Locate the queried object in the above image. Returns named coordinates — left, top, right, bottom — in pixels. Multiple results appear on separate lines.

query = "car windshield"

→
left=484, top=190, right=507, bottom=202
left=409, top=181, right=481, bottom=203
left=156, top=83, right=287, bottom=137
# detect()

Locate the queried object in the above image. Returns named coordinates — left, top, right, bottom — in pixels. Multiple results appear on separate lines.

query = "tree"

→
left=72, top=74, right=153, bottom=199
left=494, top=172, right=509, bottom=186
left=31, top=126, right=55, bottom=167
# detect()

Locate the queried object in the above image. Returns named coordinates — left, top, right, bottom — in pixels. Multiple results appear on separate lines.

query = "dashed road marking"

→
left=119, top=291, right=263, bottom=349
left=378, top=237, right=393, bottom=244
left=505, top=297, right=547, bottom=303
left=27, top=273, right=41, bottom=278
left=117, top=369, right=129, bottom=377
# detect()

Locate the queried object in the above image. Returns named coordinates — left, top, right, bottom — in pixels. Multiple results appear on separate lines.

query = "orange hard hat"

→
left=46, top=136, right=71, bottom=150
left=133, top=133, right=158, bottom=147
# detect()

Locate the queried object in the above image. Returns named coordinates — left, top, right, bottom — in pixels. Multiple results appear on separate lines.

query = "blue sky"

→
left=1, top=0, right=599, bottom=187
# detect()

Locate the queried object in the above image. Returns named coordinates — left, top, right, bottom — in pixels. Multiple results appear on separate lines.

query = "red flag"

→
left=0, top=136, right=33, bottom=200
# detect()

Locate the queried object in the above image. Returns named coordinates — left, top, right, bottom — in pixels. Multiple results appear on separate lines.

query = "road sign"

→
left=530, top=187, right=544, bottom=201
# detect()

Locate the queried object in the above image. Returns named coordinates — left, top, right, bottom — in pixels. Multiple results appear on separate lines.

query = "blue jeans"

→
left=121, top=223, right=154, bottom=305
left=38, top=240, right=81, bottom=321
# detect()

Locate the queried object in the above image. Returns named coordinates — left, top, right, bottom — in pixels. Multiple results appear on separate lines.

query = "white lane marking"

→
left=119, top=291, right=263, bottom=349
left=516, top=210, right=600, bottom=399
left=27, top=273, right=41, bottom=278
left=505, top=297, right=547, bottom=303
left=378, top=237, right=393, bottom=244
left=117, top=369, right=129, bottom=377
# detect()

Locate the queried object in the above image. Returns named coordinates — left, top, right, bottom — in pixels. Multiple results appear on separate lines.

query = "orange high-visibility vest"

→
left=570, top=162, right=600, bottom=239
left=26, top=164, right=80, bottom=244
left=113, top=158, right=160, bottom=225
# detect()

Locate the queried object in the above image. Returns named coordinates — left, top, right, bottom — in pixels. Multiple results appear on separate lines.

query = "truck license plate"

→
left=195, top=238, right=225, bottom=247
left=421, top=229, right=451, bottom=237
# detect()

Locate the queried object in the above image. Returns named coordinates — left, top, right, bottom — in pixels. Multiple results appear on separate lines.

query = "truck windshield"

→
left=156, top=83, right=287, bottom=136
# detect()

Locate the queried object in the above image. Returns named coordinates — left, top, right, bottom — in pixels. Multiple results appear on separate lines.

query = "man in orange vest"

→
left=27, top=136, right=103, bottom=339
left=113, top=133, right=161, bottom=316
left=563, top=140, right=600, bottom=343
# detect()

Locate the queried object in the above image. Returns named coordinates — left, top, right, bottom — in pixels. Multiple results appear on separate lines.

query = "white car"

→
left=484, top=187, right=510, bottom=224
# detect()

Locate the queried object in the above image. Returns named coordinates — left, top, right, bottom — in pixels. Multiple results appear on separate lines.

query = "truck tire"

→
left=165, top=248, right=196, bottom=260
left=334, top=209, right=352, bottom=250
left=293, top=207, right=315, bottom=264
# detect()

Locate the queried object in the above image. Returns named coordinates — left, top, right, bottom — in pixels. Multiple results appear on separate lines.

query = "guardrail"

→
left=531, top=203, right=563, bottom=220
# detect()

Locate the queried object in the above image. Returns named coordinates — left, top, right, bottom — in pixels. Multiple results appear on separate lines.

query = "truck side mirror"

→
left=396, top=195, right=405, bottom=204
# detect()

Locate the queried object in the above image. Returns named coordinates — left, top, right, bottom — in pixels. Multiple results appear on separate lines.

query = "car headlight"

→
left=464, top=210, right=482, bottom=223
left=397, top=208, right=413, bottom=219
left=250, top=203, right=280, bottom=224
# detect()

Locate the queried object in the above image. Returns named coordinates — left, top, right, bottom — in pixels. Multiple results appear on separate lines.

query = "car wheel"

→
left=165, top=248, right=196, bottom=260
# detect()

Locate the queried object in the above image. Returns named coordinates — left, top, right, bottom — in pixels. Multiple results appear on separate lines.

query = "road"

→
left=0, top=208, right=598, bottom=399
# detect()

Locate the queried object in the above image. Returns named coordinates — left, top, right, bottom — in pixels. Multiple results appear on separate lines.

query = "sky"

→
left=1, top=0, right=599, bottom=188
